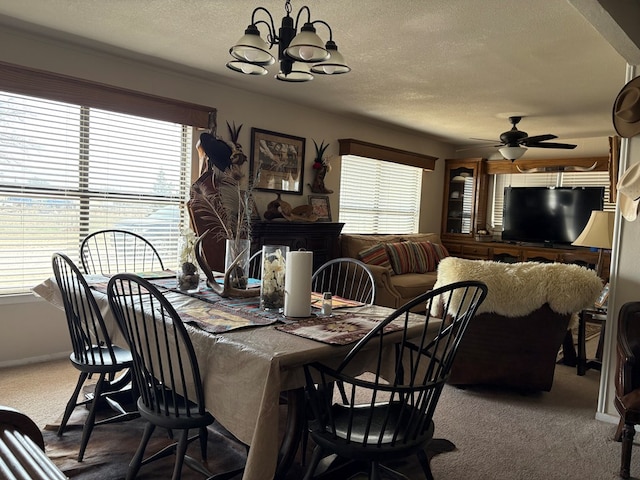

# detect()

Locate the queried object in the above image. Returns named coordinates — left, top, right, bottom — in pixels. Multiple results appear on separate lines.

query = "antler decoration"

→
left=194, top=229, right=259, bottom=298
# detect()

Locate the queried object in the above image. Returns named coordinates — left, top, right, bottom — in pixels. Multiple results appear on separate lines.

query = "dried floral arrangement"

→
left=188, top=121, right=259, bottom=297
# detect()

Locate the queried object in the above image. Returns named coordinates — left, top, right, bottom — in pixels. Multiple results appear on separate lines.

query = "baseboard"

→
left=0, top=352, right=68, bottom=369
left=595, top=412, right=619, bottom=425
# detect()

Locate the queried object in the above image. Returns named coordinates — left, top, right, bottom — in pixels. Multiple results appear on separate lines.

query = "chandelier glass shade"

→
left=227, top=1, right=350, bottom=82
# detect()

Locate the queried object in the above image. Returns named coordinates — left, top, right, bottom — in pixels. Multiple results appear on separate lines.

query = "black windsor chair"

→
left=52, top=252, right=138, bottom=462
left=302, top=280, right=488, bottom=480
left=107, top=273, right=245, bottom=480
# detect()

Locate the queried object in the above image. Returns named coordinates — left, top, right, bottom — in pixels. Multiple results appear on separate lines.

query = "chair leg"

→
left=199, top=426, right=209, bottom=461
left=77, top=372, right=107, bottom=462
left=58, top=371, right=88, bottom=436
left=172, top=429, right=190, bottom=480
left=127, top=422, right=156, bottom=480
left=416, top=448, right=435, bottom=480
left=620, top=422, right=635, bottom=480
left=302, top=445, right=325, bottom=480
left=614, top=417, right=624, bottom=442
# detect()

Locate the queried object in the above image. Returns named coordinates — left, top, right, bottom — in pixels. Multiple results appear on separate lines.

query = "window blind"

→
left=339, top=155, right=422, bottom=234
left=0, top=91, right=192, bottom=295
left=491, top=171, right=614, bottom=228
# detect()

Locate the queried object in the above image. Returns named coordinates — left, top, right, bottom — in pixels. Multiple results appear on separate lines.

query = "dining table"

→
left=33, top=271, right=437, bottom=480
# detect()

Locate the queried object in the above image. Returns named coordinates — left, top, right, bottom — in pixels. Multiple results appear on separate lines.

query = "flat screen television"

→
left=502, top=186, right=604, bottom=245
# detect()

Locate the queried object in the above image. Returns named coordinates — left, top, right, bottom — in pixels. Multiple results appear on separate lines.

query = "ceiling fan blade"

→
left=522, top=134, right=557, bottom=144
left=470, top=137, right=500, bottom=143
left=455, top=143, right=500, bottom=152
left=527, top=142, right=577, bottom=149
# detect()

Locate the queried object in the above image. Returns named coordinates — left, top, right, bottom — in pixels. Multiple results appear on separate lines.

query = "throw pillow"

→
left=357, top=243, right=393, bottom=274
left=385, top=241, right=420, bottom=275
left=432, top=242, right=450, bottom=262
left=411, top=241, right=438, bottom=273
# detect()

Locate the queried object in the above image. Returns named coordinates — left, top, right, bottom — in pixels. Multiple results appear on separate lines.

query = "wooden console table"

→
left=250, top=221, right=345, bottom=271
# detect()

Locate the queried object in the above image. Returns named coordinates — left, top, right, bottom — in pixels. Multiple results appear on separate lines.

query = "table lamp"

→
left=572, top=210, right=614, bottom=279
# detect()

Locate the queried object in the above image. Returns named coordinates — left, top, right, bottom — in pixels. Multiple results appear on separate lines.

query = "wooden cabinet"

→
left=441, top=158, right=487, bottom=241
left=442, top=238, right=605, bottom=269
left=250, top=221, right=344, bottom=272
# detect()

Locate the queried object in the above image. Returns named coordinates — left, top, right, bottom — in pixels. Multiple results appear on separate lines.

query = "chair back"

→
left=616, top=302, right=640, bottom=398
left=312, top=258, right=376, bottom=305
left=304, top=280, right=487, bottom=451
left=52, top=252, right=119, bottom=366
left=249, top=250, right=262, bottom=280
left=107, top=273, right=206, bottom=420
left=81, top=229, right=165, bottom=275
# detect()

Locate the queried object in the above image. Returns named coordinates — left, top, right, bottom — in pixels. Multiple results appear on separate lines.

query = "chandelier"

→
left=226, top=0, right=350, bottom=82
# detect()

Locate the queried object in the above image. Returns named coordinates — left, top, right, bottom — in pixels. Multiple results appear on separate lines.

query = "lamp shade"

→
left=229, top=25, right=275, bottom=65
left=310, top=42, right=351, bottom=75
left=276, top=61, right=314, bottom=82
left=572, top=210, right=614, bottom=249
left=284, top=23, right=329, bottom=62
left=498, top=146, right=527, bottom=161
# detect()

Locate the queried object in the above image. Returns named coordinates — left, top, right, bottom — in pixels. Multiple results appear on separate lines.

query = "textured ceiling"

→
left=0, top=0, right=635, bottom=159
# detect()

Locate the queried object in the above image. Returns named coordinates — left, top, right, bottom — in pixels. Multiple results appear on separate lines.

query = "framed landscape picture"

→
left=309, top=195, right=331, bottom=222
left=250, top=128, right=305, bottom=195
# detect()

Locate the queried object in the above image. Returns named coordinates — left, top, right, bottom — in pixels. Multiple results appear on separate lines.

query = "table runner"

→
left=275, top=313, right=402, bottom=345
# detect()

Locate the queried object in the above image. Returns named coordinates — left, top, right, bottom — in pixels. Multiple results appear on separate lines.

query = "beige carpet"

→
left=0, top=357, right=628, bottom=480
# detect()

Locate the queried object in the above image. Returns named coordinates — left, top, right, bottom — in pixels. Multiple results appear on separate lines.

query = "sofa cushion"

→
left=412, top=241, right=450, bottom=273
left=385, top=241, right=420, bottom=275
left=357, top=243, right=393, bottom=273
left=390, top=272, right=438, bottom=299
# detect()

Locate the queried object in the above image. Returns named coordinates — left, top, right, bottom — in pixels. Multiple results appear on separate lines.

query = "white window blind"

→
left=491, top=171, right=613, bottom=228
left=0, top=91, right=192, bottom=295
left=339, top=155, right=422, bottom=234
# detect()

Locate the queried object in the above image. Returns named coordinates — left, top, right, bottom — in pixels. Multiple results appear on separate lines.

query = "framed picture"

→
left=309, top=195, right=331, bottom=222
left=594, top=282, right=610, bottom=309
left=250, top=128, right=305, bottom=195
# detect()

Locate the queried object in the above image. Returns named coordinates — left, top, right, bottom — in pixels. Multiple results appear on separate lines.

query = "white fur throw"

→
left=432, top=257, right=603, bottom=318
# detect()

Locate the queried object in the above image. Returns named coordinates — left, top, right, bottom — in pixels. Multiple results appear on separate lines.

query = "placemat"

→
left=310, top=292, right=365, bottom=309
left=275, top=313, right=402, bottom=345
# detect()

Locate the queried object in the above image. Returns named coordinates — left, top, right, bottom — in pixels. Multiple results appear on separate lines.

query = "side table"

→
left=577, top=307, right=607, bottom=376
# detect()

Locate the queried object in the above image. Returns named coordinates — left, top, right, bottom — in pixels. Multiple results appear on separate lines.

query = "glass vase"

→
left=177, top=263, right=200, bottom=293
left=260, top=245, right=289, bottom=312
left=225, top=238, right=251, bottom=289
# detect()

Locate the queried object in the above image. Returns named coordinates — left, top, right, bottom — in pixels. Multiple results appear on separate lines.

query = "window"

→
left=491, top=171, right=615, bottom=229
left=339, top=155, right=422, bottom=234
left=0, top=91, right=192, bottom=295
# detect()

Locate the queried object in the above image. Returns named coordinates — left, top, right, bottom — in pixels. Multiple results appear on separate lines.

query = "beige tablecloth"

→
left=33, top=277, right=409, bottom=480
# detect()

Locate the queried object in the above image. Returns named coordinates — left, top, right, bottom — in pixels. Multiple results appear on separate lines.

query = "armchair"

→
left=614, top=301, right=640, bottom=479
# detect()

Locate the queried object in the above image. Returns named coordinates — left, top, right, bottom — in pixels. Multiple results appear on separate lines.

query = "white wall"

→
left=0, top=25, right=451, bottom=365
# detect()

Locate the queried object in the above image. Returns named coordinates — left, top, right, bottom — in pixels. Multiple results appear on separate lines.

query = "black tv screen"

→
left=502, top=186, right=604, bottom=245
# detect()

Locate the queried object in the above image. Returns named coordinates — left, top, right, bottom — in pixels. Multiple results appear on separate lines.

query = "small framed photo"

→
left=595, top=282, right=610, bottom=309
left=309, top=195, right=331, bottom=222
left=250, top=128, right=305, bottom=195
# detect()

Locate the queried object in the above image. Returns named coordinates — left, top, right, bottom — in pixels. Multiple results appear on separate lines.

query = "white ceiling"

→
left=0, top=0, right=637, bottom=159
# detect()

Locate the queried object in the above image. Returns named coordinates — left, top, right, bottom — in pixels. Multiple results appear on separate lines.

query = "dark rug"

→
left=43, top=406, right=453, bottom=479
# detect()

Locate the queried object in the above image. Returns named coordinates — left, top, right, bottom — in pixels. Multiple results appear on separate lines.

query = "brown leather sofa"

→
left=433, top=257, right=603, bottom=392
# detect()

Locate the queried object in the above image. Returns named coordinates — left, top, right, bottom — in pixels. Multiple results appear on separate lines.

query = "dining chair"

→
left=248, top=250, right=262, bottom=280
left=80, top=229, right=165, bottom=275
left=107, top=273, right=245, bottom=480
left=614, top=301, right=640, bottom=479
left=312, top=257, right=376, bottom=305
left=52, top=252, right=138, bottom=462
left=302, top=280, right=488, bottom=480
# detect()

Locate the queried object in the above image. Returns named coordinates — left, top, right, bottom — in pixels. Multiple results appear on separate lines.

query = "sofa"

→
left=339, top=233, right=449, bottom=309
left=432, top=257, right=603, bottom=392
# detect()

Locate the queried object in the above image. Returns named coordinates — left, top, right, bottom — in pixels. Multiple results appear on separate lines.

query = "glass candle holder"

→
left=260, top=245, right=289, bottom=312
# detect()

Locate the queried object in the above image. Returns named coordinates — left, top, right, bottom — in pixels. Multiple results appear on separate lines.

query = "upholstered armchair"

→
left=614, top=301, right=640, bottom=479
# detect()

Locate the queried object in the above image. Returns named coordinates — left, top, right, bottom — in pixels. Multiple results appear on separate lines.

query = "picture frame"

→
left=250, top=128, right=305, bottom=195
left=308, top=195, right=332, bottom=222
left=594, top=282, right=610, bottom=309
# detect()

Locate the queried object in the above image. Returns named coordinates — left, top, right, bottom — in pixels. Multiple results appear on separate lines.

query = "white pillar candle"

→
left=284, top=250, right=313, bottom=317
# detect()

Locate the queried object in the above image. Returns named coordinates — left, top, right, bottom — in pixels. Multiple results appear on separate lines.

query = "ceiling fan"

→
left=468, top=116, right=578, bottom=161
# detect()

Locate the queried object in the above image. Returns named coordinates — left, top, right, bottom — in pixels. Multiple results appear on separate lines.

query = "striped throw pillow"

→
left=411, top=241, right=438, bottom=273
left=357, top=243, right=393, bottom=274
left=385, top=241, right=420, bottom=275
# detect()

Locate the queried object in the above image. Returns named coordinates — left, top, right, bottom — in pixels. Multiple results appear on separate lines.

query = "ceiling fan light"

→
left=499, top=145, right=527, bottom=161
left=285, top=23, right=329, bottom=62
